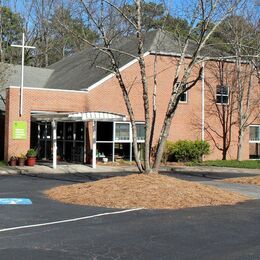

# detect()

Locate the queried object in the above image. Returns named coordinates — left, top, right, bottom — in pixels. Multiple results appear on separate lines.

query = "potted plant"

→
left=26, top=149, right=37, bottom=166
left=18, top=154, right=26, bottom=167
left=9, top=155, right=17, bottom=166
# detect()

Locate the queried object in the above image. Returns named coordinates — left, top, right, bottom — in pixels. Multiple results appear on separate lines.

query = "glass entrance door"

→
left=35, top=121, right=85, bottom=163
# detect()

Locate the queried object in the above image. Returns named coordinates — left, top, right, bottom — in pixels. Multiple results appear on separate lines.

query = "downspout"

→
left=201, top=62, right=205, bottom=143
left=201, top=62, right=206, bottom=162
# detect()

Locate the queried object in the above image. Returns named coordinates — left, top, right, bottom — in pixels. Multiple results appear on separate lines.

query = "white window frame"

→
left=179, top=91, right=188, bottom=103
left=114, top=122, right=131, bottom=143
left=136, top=122, right=145, bottom=142
left=216, top=85, right=229, bottom=105
left=96, top=121, right=145, bottom=162
left=176, top=82, right=188, bottom=103
left=249, top=125, right=260, bottom=143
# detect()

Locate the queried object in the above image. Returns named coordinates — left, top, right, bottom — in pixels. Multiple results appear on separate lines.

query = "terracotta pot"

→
left=27, top=157, right=36, bottom=167
left=10, top=159, right=17, bottom=166
left=18, top=158, right=26, bottom=167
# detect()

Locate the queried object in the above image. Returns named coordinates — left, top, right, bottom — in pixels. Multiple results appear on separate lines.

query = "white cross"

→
left=11, top=33, right=36, bottom=116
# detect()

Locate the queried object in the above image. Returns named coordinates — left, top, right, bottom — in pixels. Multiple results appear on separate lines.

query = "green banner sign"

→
left=13, top=121, right=27, bottom=140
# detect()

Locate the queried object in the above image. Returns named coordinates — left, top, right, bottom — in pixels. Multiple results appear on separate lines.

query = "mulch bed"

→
left=45, top=173, right=250, bottom=209
left=223, top=176, right=260, bottom=186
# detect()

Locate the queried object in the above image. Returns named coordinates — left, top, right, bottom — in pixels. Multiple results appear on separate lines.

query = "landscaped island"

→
left=45, top=174, right=250, bottom=209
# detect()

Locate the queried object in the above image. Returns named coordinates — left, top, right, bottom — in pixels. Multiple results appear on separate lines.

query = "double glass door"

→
left=37, top=122, right=85, bottom=163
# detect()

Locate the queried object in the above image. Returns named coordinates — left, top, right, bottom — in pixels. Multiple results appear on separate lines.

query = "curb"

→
left=19, top=169, right=115, bottom=182
left=0, top=168, right=21, bottom=175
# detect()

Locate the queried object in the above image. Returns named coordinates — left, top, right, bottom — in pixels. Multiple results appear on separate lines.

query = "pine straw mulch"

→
left=44, top=174, right=250, bottom=210
left=222, top=176, right=260, bottom=186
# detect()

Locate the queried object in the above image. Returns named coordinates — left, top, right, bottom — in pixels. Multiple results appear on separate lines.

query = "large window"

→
left=216, top=85, right=229, bottom=104
left=97, top=122, right=113, bottom=141
left=96, top=121, right=145, bottom=162
left=250, top=125, right=260, bottom=142
left=115, top=123, right=130, bottom=141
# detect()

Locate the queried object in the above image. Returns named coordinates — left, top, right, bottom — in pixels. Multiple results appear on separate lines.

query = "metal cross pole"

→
left=11, top=33, right=36, bottom=116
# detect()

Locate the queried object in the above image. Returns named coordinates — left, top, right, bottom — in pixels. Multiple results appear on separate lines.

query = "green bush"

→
left=171, top=140, right=210, bottom=162
left=162, top=140, right=175, bottom=163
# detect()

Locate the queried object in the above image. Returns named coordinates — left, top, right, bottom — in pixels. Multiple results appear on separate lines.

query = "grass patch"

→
left=0, top=160, right=7, bottom=167
left=186, top=160, right=260, bottom=169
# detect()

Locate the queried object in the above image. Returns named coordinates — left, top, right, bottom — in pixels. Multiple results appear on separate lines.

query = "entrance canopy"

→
left=31, top=111, right=127, bottom=170
left=31, top=111, right=127, bottom=122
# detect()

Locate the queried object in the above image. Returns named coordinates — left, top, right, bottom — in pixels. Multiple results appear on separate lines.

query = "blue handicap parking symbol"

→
left=0, top=198, right=32, bottom=205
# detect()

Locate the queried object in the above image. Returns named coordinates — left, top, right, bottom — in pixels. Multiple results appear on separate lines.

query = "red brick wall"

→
left=87, top=55, right=258, bottom=160
left=4, top=88, right=88, bottom=160
left=4, top=54, right=259, bottom=161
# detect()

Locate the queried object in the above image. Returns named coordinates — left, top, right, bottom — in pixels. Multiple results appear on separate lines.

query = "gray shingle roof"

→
left=46, top=30, right=224, bottom=91
left=1, top=29, right=225, bottom=99
left=6, top=65, right=54, bottom=88
left=46, top=30, right=158, bottom=90
left=0, top=64, right=54, bottom=111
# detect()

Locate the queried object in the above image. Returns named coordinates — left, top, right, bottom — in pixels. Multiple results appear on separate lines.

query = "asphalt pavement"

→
left=0, top=174, right=260, bottom=260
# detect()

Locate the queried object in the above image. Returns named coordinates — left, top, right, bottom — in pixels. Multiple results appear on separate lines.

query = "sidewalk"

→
left=168, top=165, right=260, bottom=179
left=0, top=163, right=259, bottom=181
left=0, top=163, right=138, bottom=182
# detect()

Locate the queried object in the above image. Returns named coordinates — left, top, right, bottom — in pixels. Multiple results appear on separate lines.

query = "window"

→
left=216, top=85, right=229, bottom=104
left=250, top=125, right=260, bottom=142
left=115, top=123, right=130, bottom=141
left=176, top=82, right=188, bottom=103
left=180, top=91, right=187, bottom=102
left=97, top=122, right=113, bottom=141
left=136, top=124, right=145, bottom=140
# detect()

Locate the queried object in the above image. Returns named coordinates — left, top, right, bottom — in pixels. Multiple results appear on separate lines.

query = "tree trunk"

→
left=136, top=0, right=151, bottom=173
left=222, top=149, right=227, bottom=160
left=153, top=112, right=175, bottom=173
left=237, top=128, right=244, bottom=161
left=0, top=3, right=4, bottom=62
left=222, top=127, right=227, bottom=160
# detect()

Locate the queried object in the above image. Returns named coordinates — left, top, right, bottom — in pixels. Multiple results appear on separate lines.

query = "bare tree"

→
left=227, top=14, right=260, bottom=161
left=29, top=0, right=55, bottom=67
left=203, top=61, right=237, bottom=160
left=66, top=0, right=242, bottom=173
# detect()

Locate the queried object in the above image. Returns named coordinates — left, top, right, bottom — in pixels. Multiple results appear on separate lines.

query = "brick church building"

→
left=0, top=30, right=259, bottom=167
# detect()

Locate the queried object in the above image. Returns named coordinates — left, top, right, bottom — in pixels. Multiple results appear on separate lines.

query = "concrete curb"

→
left=163, top=166, right=260, bottom=179
left=1, top=165, right=259, bottom=179
left=0, top=167, right=21, bottom=175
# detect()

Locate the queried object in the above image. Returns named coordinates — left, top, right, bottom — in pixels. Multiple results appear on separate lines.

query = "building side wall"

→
left=4, top=54, right=258, bottom=162
left=87, top=55, right=203, bottom=141
left=4, top=88, right=88, bottom=161
left=87, top=55, right=255, bottom=160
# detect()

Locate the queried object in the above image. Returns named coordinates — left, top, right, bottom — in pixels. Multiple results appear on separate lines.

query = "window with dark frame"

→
left=216, top=85, right=229, bottom=104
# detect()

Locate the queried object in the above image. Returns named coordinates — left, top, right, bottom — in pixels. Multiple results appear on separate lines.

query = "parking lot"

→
left=0, top=174, right=260, bottom=260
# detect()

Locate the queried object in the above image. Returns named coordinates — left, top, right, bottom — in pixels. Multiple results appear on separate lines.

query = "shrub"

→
left=193, top=140, right=210, bottom=161
left=162, top=141, right=175, bottom=163
left=171, top=140, right=210, bottom=162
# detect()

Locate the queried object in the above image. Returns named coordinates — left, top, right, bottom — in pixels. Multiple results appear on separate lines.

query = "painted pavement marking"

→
left=0, top=198, right=32, bottom=205
left=0, top=208, right=143, bottom=233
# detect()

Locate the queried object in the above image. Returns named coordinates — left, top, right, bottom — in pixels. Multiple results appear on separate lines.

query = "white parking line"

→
left=0, top=208, right=143, bottom=233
